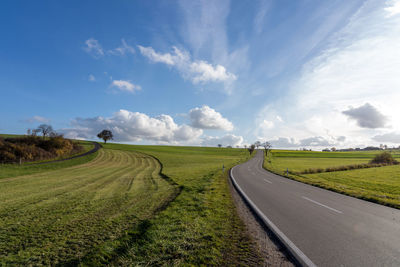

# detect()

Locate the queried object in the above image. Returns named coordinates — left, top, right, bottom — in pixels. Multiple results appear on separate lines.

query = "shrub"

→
left=370, top=152, right=398, bottom=164
left=0, top=135, right=83, bottom=163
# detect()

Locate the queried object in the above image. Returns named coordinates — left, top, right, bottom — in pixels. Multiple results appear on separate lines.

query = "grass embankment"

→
left=103, top=144, right=261, bottom=266
left=0, top=148, right=178, bottom=265
left=264, top=149, right=400, bottom=208
left=0, top=141, right=96, bottom=179
left=1, top=143, right=260, bottom=265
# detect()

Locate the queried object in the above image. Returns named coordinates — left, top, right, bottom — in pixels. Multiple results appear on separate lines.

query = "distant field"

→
left=264, top=149, right=400, bottom=208
left=0, top=143, right=258, bottom=265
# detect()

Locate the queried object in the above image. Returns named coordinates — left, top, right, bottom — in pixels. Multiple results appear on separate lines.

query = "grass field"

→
left=0, top=143, right=259, bottom=265
left=264, top=149, right=400, bottom=208
left=0, top=148, right=178, bottom=265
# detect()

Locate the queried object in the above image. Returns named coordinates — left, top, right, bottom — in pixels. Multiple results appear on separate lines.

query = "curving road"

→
left=231, top=150, right=400, bottom=266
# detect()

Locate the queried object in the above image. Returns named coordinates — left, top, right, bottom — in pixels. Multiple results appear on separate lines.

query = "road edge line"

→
left=230, top=165, right=317, bottom=267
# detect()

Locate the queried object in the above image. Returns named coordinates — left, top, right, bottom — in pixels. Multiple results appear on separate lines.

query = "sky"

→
left=1, top=0, right=400, bottom=149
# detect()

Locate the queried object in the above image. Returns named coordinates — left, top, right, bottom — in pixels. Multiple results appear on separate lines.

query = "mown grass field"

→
left=0, top=143, right=260, bottom=265
left=264, top=149, right=400, bottom=208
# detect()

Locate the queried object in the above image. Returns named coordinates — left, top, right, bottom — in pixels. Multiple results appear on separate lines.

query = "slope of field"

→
left=0, top=148, right=178, bottom=265
left=264, top=149, right=400, bottom=208
left=101, top=144, right=262, bottom=266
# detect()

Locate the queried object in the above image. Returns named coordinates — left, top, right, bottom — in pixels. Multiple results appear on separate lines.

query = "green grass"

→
left=0, top=148, right=178, bottom=265
left=102, top=144, right=260, bottom=266
left=1, top=143, right=260, bottom=265
left=264, top=149, right=400, bottom=209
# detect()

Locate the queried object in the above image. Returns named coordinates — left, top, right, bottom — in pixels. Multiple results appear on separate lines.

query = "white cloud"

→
left=88, top=74, right=96, bottom=82
left=24, top=116, right=50, bottom=124
left=111, top=80, right=141, bottom=93
left=342, top=103, right=387, bottom=128
left=84, top=38, right=104, bottom=58
left=201, top=134, right=244, bottom=147
left=255, top=0, right=400, bottom=148
left=63, top=109, right=203, bottom=144
left=138, top=45, right=237, bottom=86
left=189, top=105, right=233, bottom=131
left=108, top=39, right=135, bottom=56
left=385, top=0, right=400, bottom=17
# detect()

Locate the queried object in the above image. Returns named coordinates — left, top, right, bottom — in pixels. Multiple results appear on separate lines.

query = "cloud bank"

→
left=63, top=109, right=203, bottom=144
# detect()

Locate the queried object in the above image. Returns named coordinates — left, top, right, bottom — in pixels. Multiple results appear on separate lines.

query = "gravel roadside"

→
left=229, top=178, right=296, bottom=267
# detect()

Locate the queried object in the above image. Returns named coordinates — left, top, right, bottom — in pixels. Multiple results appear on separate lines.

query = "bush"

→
left=0, top=135, right=83, bottom=163
left=370, top=152, right=398, bottom=164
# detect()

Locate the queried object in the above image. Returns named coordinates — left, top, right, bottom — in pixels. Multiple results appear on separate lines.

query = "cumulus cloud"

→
left=84, top=38, right=104, bottom=58
left=201, top=134, right=244, bottom=147
left=88, top=74, right=96, bottom=82
left=189, top=105, right=233, bottom=131
left=342, top=103, right=387, bottom=129
left=108, top=39, right=135, bottom=56
left=372, top=132, right=400, bottom=143
left=138, top=45, right=236, bottom=85
left=111, top=80, right=141, bottom=93
left=24, top=116, right=50, bottom=123
left=62, top=109, right=203, bottom=144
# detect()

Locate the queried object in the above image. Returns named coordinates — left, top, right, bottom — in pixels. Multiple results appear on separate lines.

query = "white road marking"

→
left=302, top=196, right=343, bottom=214
left=264, top=178, right=272, bottom=184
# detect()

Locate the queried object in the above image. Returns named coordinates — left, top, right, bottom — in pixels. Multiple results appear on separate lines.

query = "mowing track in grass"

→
left=0, top=148, right=179, bottom=265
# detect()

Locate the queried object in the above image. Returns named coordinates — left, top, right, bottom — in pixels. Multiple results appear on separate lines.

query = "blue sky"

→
left=1, top=0, right=400, bottom=148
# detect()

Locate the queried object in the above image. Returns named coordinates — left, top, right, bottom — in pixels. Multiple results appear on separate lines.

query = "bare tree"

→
left=254, top=141, right=261, bottom=149
left=37, top=124, right=53, bottom=139
left=263, top=142, right=272, bottom=157
left=97, top=130, right=113, bottom=143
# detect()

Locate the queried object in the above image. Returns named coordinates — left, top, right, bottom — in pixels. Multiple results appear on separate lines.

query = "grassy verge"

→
left=103, top=144, right=261, bottom=265
left=264, top=149, right=400, bottom=209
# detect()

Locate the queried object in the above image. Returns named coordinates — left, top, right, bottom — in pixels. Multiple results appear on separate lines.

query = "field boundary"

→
left=230, top=165, right=315, bottom=267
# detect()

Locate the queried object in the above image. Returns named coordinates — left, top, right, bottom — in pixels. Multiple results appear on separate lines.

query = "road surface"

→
left=231, top=150, right=400, bottom=266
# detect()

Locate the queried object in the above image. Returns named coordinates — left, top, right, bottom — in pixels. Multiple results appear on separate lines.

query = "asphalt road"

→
left=231, top=150, right=400, bottom=266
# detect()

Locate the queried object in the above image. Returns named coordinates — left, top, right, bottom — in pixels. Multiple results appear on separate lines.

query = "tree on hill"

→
left=37, top=124, right=53, bottom=139
left=97, top=130, right=113, bottom=143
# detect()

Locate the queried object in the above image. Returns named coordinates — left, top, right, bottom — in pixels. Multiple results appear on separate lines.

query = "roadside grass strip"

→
left=0, top=148, right=178, bottom=265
